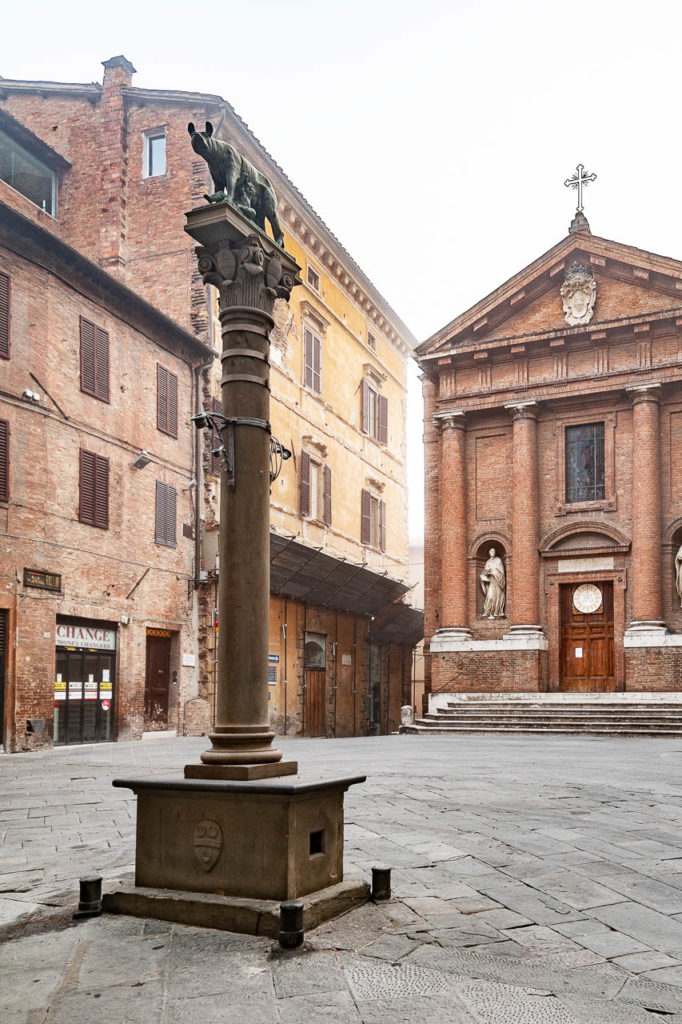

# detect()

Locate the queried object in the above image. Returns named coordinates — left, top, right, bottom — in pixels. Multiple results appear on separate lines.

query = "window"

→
left=306, top=264, right=320, bottom=292
left=80, top=318, right=109, bottom=401
left=304, top=328, right=321, bottom=394
left=0, top=273, right=9, bottom=359
left=361, top=380, right=388, bottom=444
left=143, top=129, right=166, bottom=178
left=361, top=489, right=386, bottom=550
left=157, top=364, right=178, bottom=438
left=0, top=127, right=57, bottom=215
left=367, top=330, right=376, bottom=351
left=0, top=419, right=8, bottom=502
left=565, top=423, right=605, bottom=503
left=79, top=450, right=109, bottom=529
left=300, top=452, right=331, bottom=525
left=155, top=481, right=177, bottom=547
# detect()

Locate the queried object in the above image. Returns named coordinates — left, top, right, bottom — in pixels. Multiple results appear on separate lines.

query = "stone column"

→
left=436, top=411, right=471, bottom=640
left=422, top=376, right=441, bottom=644
left=184, top=203, right=301, bottom=779
left=506, top=402, right=542, bottom=636
left=627, top=384, right=664, bottom=633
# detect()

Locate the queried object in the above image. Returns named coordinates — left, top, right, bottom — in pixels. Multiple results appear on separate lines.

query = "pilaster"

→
left=434, top=410, right=471, bottom=640
left=626, top=384, right=664, bottom=638
left=505, top=401, right=543, bottom=637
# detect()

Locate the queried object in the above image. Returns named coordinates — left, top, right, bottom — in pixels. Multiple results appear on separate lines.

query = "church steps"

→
left=405, top=724, right=682, bottom=737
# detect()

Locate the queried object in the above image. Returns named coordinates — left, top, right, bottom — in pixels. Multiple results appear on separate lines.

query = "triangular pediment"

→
left=419, top=232, right=682, bottom=359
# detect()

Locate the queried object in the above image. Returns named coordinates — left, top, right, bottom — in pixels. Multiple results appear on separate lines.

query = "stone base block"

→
left=431, top=647, right=547, bottom=693
left=103, top=878, right=369, bottom=937
left=112, top=773, right=365, bottom=901
left=184, top=761, right=298, bottom=781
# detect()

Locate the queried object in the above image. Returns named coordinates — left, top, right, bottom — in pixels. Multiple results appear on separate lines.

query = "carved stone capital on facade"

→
left=626, top=382, right=662, bottom=407
left=504, top=400, right=538, bottom=421
left=185, top=202, right=301, bottom=318
left=434, top=410, right=466, bottom=431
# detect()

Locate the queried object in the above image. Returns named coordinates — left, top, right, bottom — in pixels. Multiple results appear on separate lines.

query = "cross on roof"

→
left=564, top=164, right=597, bottom=213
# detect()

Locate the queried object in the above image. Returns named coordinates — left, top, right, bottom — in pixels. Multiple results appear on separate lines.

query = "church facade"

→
left=417, top=216, right=682, bottom=705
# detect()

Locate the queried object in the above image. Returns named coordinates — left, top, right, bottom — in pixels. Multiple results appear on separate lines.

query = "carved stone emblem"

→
left=193, top=819, right=223, bottom=872
left=573, top=583, right=603, bottom=614
left=560, top=261, right=597, bottom=326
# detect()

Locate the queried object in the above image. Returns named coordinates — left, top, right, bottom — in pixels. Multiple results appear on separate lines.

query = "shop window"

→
left=361, top=488, right=386, bottom=551
left=155, top=481, right=177, bottom=547
left=303, top=327, right=321, bottom=394
left=0, top=272, right=9, bottom=358
left=80, top=317, right=110, bottom=402
left=0, top=419, right=8, bottom=502
left=565, top=423, right=605, bottom=503
left=79, top=450, right=109, bottom=529
left=361, top=380, right=388, bottom=444
left=143, top=129, right=166, bottom=178
left=0, top=127, right=57, bottom=215
left=157, top=364, right=178, bottom=438
left=300, top=451, right=331, bottom=525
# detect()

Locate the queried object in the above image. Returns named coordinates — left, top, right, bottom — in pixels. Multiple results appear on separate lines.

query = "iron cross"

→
left=564, top=164, right=597, bottom=212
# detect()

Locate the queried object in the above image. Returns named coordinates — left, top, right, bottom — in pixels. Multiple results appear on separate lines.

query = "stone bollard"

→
left=371, top=866, right=392, bottom=901
left=73, top=875, right=103, bottom=919
left=279, top=899, right=304, bottom=948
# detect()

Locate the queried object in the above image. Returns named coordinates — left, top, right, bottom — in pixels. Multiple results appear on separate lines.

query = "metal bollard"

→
left=278, top=899, right=304, bottom=948
left=371, top=866, right=391, bottom=901
left=73, top=875, right=103, bottom=919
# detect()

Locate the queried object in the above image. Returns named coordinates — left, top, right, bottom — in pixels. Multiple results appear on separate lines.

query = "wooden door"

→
left=560, top=582, right=615, bottom=691
left=145, top=635, right=171, bottom=728
left=306, top=669, right=326, bottom=737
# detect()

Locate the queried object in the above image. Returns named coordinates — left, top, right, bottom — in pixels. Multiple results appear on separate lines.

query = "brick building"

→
left=0, top=58, right=422, bottom=748
left=417, top=212, right=682, bottom=708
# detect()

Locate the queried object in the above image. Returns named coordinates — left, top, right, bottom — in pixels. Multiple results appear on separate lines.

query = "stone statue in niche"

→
left=675, top=544, right=682, bottom=607
left=187, top=121, right=285, bottom=248
left=560, top=261, right=597, bottom=326
left=480, top=547, right=506, bottom=618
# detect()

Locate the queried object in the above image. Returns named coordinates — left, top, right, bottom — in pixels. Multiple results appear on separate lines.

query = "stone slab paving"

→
left=4, top=733, right=682, bottom=1020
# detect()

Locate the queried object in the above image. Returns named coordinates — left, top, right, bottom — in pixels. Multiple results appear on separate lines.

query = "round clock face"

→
left=573, top=583, right=603, bottom=614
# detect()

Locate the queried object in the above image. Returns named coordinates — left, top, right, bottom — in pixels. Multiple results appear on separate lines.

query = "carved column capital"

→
left=434, top=410, right=466, bottom=432
left=504, top=400, right=538, bottom=421
left=626, top=383, right=662, bottom=407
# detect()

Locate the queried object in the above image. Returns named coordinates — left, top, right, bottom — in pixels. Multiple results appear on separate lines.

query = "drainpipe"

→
left=193, top=353, right=215, bottom=587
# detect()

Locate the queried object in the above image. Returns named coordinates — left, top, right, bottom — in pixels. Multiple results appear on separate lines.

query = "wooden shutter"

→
left=378, top=394, right=388, bottom=445
left=0, top=419, right=8, bottom=502
left=166, top=484, right=177, bottom=546
left=312, top=334, right=321, bottom=393
left=379, top=499, right=386, bottom=552
left=94, top=326, right=110, bottom=401
left=80, top=318, right=96, bottom=396
left=304, top=329, right=313, bottom=389
left=300, top=452, right=310, bottom=517
left=79, top=450, right=108, bottom=528
left=323, top=465, right=332, bottom=526
left=157, top=365, right=178, bottom=438
left=155, top=482, right=177, bottom=546
left=361, top=381, right=369, bottom=434
left=94, top=455, right=109, bottom=528
left=155, top=481, right=166, bottom=543
left=0, top=273, right=9, bottom=359
left=210, top=396, right=222, bottom=475
left=361, top=488, right=371, bottom=545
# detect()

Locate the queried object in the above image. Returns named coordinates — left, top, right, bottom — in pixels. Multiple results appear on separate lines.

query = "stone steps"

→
left=405, top=698, right=682, bottom=737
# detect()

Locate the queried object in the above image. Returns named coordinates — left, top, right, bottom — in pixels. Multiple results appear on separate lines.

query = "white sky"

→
left=3, top=0, right=681, bottom=544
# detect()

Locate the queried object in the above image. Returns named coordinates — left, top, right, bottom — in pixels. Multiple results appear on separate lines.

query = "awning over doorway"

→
left=369, top=601, right=424, bottom=647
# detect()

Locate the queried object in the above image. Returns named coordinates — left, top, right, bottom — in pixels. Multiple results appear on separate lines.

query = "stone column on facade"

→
left=434, top=410, right=471, bottom=641
left=626, top=384, right=665, bottom=637
left=505, top=401, right=543, bottom=638
left=184, top=202, right=301, bottom=778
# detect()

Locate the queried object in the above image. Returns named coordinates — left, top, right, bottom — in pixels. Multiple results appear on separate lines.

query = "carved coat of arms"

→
left=560, top=261, right=597, bottom=326
left=193, top=819, right=223, bottom=872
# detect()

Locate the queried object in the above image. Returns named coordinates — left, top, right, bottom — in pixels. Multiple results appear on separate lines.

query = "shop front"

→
left=54, top=619, right=116, bottom=745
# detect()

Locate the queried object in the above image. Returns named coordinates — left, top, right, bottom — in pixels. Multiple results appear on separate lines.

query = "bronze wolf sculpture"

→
left=188, top=121, right=284, bottom=248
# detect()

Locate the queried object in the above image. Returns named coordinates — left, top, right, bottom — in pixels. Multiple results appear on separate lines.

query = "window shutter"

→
left=155, top=481, right=166, bottom=543
left=304, top=329, right=313, bottom=389
left=0, top=419, right=9, bottom=502
left=323, top=465, right=332, bottom=526
left=94, top=455, right=109, bottom=529
left=157, top=364, right=168, bottom=433
left=94, top=327, right=110, bottom=401
left=313, top=334, right=321, bottom=393
left=300, top=452, right=311, bottom=516
left=166, top=484, right=177, bottom=547
left=0, top=273, right=9, bottom=359
left=361, top=488, right=371, bottom=545
left=378, top=394, right=388, bottom=445
left=379, top=499, right=386, bottom=552
left=167, top=370, right=178, bottom=437
left=80, top=318, right=96, bottom=396
left=79, top=450, right=95, bottom=525
left=210, top=396, right=222, bottom=475
left=361, top=381, right=369, bottom=434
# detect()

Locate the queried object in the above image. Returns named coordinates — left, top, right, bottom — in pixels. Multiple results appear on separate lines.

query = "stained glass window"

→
left=565, top=423, right=605, bottom=503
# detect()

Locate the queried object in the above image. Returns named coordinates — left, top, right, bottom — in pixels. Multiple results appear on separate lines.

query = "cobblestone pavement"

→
left=4, top=733, right=682, bottom=1021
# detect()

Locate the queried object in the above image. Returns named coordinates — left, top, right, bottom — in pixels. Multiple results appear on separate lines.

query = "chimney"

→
left=101, top=55, right=136, bottom=91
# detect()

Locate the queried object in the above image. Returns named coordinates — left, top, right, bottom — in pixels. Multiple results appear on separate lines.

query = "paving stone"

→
left=454, top=977, right=584, bottom=1023
left=640, top=965, right=682, bottom=987
left=591, top=901, right=682, bottom=955
left=570, top=929, right=650, bottom=958
left=272, top=950, right=346, bottom=996
left=569, top=860, right=682, bottom=914
left=359, top=932, right=418, bottom=962
left=276, top=989, right=362, bottom=1024
left=46, top=979, right=166, bottom=1024
left=611, top=951, right=680, bottom=973
left=499, top=925, right=583, bottom=954
left=165, top=990, right=277, bottom=1024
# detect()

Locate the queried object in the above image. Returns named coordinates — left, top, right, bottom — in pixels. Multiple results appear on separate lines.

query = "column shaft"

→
left=510, top=405, right=540, bottom=627
left=440, top=415, right=468, bottom=630
left=630, top=389, right=663, bottom=624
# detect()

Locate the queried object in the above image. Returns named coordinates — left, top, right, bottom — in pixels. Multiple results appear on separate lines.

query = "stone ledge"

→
left=430, top=636, right=548, bottom=653
left=103, top=878, right=369, bottom=937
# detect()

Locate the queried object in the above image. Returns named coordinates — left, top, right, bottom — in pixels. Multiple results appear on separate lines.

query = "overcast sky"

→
left=3, top=0, right=681, bottom=544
